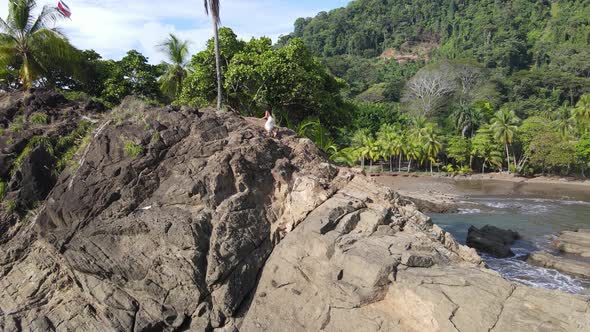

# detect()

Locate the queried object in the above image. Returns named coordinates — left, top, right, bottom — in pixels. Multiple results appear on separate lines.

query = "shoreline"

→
left=372, top=171, right=590, bottom=187
left=373, top=172, right=590, bottom=214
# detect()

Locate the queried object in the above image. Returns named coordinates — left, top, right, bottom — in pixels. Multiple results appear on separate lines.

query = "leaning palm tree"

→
left=453, top=104, right=484, bottom=138
left=204, top=0, right=222, bottom=110
left=490, top=109, right=520, bottom=171
left=158, top=34, right=191, bottom=100
left=422, top=125, right=443, bottom=174
left=0, top=0, right=80, bottom=88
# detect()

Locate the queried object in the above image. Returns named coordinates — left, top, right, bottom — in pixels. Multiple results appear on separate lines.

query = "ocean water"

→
left=431, top=195, right=590, bottom=294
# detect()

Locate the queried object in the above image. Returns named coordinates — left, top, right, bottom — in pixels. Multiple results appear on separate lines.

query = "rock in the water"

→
left=466, top=225, right=520, bottom=258
left=527, top=251, right=590, bottom=279
left=552, top=229, right=590, bottom=257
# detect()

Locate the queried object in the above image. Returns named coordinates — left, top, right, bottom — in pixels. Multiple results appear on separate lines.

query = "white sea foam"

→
left=457, top=208, right=482, bottom=214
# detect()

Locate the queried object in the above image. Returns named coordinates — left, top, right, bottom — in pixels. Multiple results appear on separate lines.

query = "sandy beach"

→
left=374, top=172, right=590, bottom=213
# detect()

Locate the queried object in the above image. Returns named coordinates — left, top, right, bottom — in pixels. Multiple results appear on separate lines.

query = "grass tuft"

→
left=30, top=113, right=49, bottom=125
left=0, top=181, right=6, bottom=201
left=124, top=140, right=144, bottom=159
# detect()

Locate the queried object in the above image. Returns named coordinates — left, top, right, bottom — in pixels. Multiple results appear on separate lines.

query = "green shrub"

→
left=30, top=112, right=49, bottom=125
left=111, top=97, right=149, bottom=125
left=62, top=90, right=91, bottom=103
left=11, top=136, right=55, bottom=176
left=54, top=121, right=94, bottom=175
left=0, top=181, right=6, bottom=201
left=8, top=122, right=23, bottom=133
left=124, top=140, right=144, bottom=159
left=0, top=127, right=4, bottom=136
left=150, top=131, right=160, bottom=145
left=3, top=200, right=17, bottom=214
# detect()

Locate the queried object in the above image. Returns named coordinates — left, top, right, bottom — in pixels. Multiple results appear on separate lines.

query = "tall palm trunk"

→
left=398, top=153, right=402, bottom=172
left=505, top=143, right=510, bottom=172
left=430, top=160, right=433, bottom=174
left=212, top=20, right=223, bottom=111
left=389, top=154, right=393, bottom=173
left=408, top=158, right=412, bottom=173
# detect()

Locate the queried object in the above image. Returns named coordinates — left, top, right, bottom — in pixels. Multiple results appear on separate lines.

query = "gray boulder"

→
left=466, top=225, right=520, bottom=258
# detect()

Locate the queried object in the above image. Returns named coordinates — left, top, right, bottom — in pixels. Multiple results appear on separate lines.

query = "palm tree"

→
left=0, top=0, right=80, bottom=88
left=297, top=118, right=337, bottom=154
left=422, top=125, right=442, bottom=173
left=377, top=124, right=399, bottom=172
left=453, top=104, right=484, bottom=137
left=330, top=147, right=358, bottom=167
left=204, top=0, right=222, bottom=110
left=158, top=34, right=191, bottom=100
left=352, top=129, right=372, bottom=169
left=490, top=109, right=520, bottom=171
left=394, top=134, right=405, bottom=172
left=405, top=136, right=422, bottom=173
left=573, top=94, right=590, bottom=134
left=553, top=104, right=575, bottom=138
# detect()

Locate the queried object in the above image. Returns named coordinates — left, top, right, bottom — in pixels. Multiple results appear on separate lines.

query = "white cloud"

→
left=0, top=0, right=350, bottom=63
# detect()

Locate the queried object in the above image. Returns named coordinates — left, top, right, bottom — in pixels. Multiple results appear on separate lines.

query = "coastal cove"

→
left=377, top=174, right=590, bottom=294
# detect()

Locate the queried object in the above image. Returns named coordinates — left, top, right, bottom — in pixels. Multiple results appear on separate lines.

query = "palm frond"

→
left=29, top=5, right=62, bottom=34
left=0, top=18, right=16, bottom=35
left=203, top=0, right=221, bottom=24
left=8, top=0, right=37, bottom=32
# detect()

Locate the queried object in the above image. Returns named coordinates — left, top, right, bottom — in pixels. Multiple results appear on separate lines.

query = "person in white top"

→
left=262, top=111, right=277, bottom=137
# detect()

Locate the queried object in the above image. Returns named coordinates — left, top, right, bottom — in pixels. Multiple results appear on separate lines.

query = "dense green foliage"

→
left=3, top=0, right=590, bottom=178
left=179, top=28, right=350, bottom=127
left=275, top=0, right=590, bottom=177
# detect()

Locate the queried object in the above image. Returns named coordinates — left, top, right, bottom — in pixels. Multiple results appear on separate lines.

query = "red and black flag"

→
left=57, top=0, right=72, bottom=18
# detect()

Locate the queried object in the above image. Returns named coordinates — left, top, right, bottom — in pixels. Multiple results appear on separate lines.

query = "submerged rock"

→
left=466, top=225, right=520, bottom=258
left=0, top=100, right=588, bottom=331
left=527, top=251, right=590, bottom=279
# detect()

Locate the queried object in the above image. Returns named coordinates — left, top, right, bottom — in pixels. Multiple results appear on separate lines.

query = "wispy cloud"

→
left=0, top=0, right=350, bottom=63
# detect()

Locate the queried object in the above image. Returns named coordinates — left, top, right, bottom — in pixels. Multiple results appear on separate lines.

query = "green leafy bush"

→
left=3, top=200, right=17, bottom=214
left=30, top=112, right=49, bottom=125
left=54, top=121, right=93, bottom=175
left=11, top=136, right=55, bottom=176
left=124, top=140, right=144, bottom=159
left=8, top=122, right=23, bottom=133
left=0, top=181, right=6, bottom=201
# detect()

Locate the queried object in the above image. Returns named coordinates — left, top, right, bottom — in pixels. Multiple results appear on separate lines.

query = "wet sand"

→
left=375, top=173, right=590, bottom=203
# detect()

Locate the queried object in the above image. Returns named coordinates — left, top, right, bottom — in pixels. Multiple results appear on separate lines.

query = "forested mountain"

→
left=278, top=0, right=590, bottom=176
left=279, top=0, right=590, bottom=101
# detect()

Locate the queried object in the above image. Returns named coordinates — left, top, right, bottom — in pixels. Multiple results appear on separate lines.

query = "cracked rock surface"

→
left=1, top=102, right=589, bottom=331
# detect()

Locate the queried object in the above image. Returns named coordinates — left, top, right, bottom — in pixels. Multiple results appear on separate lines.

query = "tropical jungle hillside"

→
left=1, top=0, right=590, bottom=183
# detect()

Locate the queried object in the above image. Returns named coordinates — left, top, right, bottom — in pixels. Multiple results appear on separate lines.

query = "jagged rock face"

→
left=0, top=99, right=589, bottom=331
left=0, top=89, right=105, bottom=219
left=1, top=102, right=338, bottom=331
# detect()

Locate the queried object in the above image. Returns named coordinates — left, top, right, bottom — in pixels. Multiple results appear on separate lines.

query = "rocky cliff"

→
left=0, top=92, right=589, bottom=331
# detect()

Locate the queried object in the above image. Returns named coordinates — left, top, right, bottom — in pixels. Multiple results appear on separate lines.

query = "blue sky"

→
left=0, top=0, right=351, bottom=63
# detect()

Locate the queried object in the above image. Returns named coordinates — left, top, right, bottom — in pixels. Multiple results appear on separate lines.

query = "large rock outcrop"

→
left=0, top=98, right=589, bottom=331
left=466, top=225, right=520, bottom=258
